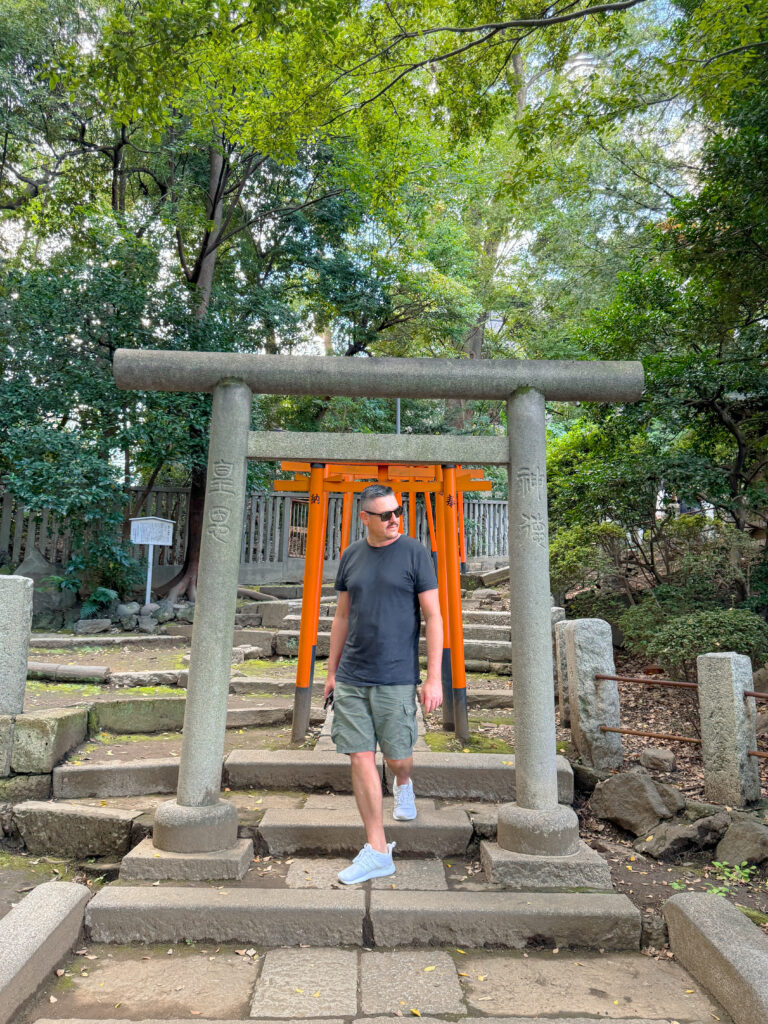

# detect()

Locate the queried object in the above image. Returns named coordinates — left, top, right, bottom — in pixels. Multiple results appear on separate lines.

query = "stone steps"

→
left=52, top=748, right=568, bottom=802
left=273, top=629, right=513, bottom=663
left=82, top=885, right=641, bottom=949
left=259, top=799, right=472, bottom=857
left=282, top=614, right=511, bottom=642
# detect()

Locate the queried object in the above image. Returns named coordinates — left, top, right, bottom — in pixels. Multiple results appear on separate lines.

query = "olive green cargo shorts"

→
left=331, top=682, right=418, bottom=760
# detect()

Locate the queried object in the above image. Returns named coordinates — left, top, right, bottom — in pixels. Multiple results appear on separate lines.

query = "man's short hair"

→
left=360, top=484, right=395, bottom=510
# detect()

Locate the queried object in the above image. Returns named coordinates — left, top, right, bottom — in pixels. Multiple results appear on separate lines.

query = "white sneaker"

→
left=338, top=842, right=396, bottom=885
left=392, top=780, right=417, bottom=820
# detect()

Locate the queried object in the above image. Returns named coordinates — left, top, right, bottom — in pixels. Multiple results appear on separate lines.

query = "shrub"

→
left=618, top=586, right=700, bottom=656
left=646, top=609, right=768, bottom=681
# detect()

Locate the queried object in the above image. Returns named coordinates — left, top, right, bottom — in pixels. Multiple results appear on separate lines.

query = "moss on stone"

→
left=424, top=731, right=514, bottom=754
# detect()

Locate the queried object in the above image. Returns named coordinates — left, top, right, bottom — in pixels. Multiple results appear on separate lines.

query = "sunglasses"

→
left=362, top=505, right=404, bottom=522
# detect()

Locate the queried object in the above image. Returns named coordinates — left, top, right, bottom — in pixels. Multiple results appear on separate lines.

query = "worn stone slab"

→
left=109, top=669, right=185, bottom=688
left=459, top=950, right=722, bottom=1020
left=0, top=772, right=51, bottom=803
left=358, top=1018, right=693, bottom=1024
left=260, top=805, right=471, bottom=856
left=13, top=800, right=139, bottom=857
left=120, top=837, right=253, bottom=880
left=53, top=758, right=182, bottom=799
left=285, top=857, right=448, bottom=890
left=0, top=880, right=90, bottom=1024
left=369, top=891, right=640, bottom=950
left=360, top=950, right=464, bottom=1015
left=85, top=886, right=365, bottom=945
left=564, top=618, right=623, bottom=770
left=480, top=840, right=613, bottom=890
left=0, top=575, right=34, bottom=717
left=226, top=749, right=573, bottom=803
left=665, top=891, right=768, bottom=1024
left=33, top=948, right=260, bottom=1020
left=250, top=948, right=358, bottom=1018
left=226, top=705, right=293, bottom=728
left=88, top=696, right=187, bottom=735
left=11, top=708, right=88, bottom=774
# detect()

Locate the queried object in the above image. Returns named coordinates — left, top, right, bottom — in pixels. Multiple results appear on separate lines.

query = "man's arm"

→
left=324, top=590, right=350, bottom=698
left=418, top=588, right=443, bottom=713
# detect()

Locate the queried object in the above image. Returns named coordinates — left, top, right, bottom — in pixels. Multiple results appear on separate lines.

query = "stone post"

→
left=554, top=619, right=570, bottom=728
left=153, top=380, right=252, bottom=853
left=563, top=618, right=623, bottom=770
left=698, top=652, right=760, bottom=807
left=497, top=388, right=579, bottom=856
left=0, top=576, right=33, bottom=715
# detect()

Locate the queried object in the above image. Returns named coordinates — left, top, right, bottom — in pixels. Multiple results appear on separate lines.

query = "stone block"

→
left=589, top=768, right=674, bottom=837
left=73, top=617, right=112, bottom=634
left=0, top=880, right=90, bottom=1024
left=0, top=773, right=51, bottom=803
left=119, top=614, right=138, bottom=630
left=554, top=619, right=569, bottom=726
left=564, top=618, right=623, bottom=769
left=116, top=602, right=140, bottom=616
left=88, top=695, right=187, bottom=735
left=285, top=857, right=448, bottom=890
left=360, top=950, right=464, bottom=1015
left=480, top=840, right=613, bottom=890
left=698, top=651, right=761, bottom=807
left=369, top=890, right=641, bottom=950
left=715, top=817, right=768, bottom=867
left=259, top=805, right=472, bottom=857
left=11, top=708, right=87, bottom=773
left=664, top=892, right=768, bottom=1024
left=85, top=886, right=366, bottom=945
left=109, top=669, right=183, bottom=687
left=251, top=948, right=358, bottom=1018
left=639, top=746, right=676, bottom=772
left=52, top=758, right=180, bottom=798
left=0, top=575, right=33, bottom=716
left=173, top=601, right=195, bottom=622
left=0, top=716, right=12, bottom=777
left=259, top=600, right=302, bottom=628
left=138, top=615, right=158, bottom=634
left=120, top=837, right=253, bottom=880
left=13, top=800, right=139, bottom=857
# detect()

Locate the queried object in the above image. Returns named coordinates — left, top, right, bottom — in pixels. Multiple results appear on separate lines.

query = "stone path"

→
left=17, top=942, right=730, bottom=1023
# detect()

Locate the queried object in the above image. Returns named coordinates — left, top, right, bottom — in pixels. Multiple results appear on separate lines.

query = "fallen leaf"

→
left=455, top=948, right=466, bottom=954
left=410, top=1010, right=421, bottom=1016
left=295, top=988, right=304, bottom=993
left=424, top=966, right=436, bottom=972
left=313, top=991, right=320, bottom=998
left=477, top=975, right=487, bottom=981
left=395, top=1011, right=403, bottom=1017
left=458, top=972, right=469, bottom=977
left=49, top=996, right=57, bottom=1004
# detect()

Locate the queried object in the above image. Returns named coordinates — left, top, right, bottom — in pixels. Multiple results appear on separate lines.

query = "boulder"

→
left=640, top=747, right=677, bottom=772
left=633, top=810, right=731, bottom=861
left=715, top=818, right=768, bottom=868
left=174, top=602, right=195, bottom=623
left=140, top=602, right=160, bottom=616
left=756, top=712, right=768, bottom=737
left=15, top=547, right=76, bottom=615
left=589, top=767, right=673, bottom=836
left=73, top=618, right=112, bottom=635
left=472, top=588, right=501, bottom=599
left=653, top=780, right=686, bottom=816
left=137, top=615, right=158, bottom=634
left=752, top=664, right=768, bottom=693
left=119, top=614, right=138, bottom=630
left=155, top=600, right=176, bottom=623
left=116, top=601, right=141, bottom=617
left=32, top=609, right=64, bottom=631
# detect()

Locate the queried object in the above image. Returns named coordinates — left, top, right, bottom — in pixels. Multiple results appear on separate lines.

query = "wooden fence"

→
left=1, top=488, right=508, bottom=582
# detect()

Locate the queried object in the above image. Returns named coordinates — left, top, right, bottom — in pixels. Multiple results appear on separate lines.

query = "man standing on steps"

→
left=324, top=483, right=443, bottom=885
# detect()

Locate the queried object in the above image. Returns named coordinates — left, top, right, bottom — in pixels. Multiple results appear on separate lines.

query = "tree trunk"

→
left=160, top=464, right=205, bottom=603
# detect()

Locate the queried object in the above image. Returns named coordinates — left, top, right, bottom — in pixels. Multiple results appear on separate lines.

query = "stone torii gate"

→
left=113, top=350, right=643, bottom=880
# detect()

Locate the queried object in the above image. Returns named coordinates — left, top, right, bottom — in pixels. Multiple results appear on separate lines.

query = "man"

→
left=324, top=483, right=443, bottom=884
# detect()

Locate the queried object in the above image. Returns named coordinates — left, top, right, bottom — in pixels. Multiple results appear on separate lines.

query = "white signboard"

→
left=130, top=517, right=174, bottom=547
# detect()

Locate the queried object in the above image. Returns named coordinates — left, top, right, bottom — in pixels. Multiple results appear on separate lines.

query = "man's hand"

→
left=419, top=674, right=443, bottom=714
left=324, top=674, right=335, bottom=700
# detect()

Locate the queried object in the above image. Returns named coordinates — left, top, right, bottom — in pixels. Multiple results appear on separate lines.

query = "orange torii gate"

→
left=274, top=461, right=492, bottom=742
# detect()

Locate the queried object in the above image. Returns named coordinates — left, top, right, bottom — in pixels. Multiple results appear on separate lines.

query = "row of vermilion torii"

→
left=113, top=350, right=644, bottom=869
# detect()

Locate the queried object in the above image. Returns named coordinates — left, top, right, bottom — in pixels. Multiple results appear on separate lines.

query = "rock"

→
left=640, top=911, right=668, bottom=949
left=174, top=602, right=195, bottom=623
left=756, top=712, right=768, bottom=737
left=682, top=801, right=724, bottom=823
left=73, top=617, right=112, bottom=635
left=633, top=810, right=731, bottom=861
left=231, top=648, right=246, bottom=664
left=119, top=614, right=139, bottom=630
left=715, top=818, right=768, bottom=867
left=109, top=670, right=181, bottom=688
left=11, top=708, right=88, bottom=773
left=155, top=600, right=176, bottom=623
left=472, top=588, right=500, bottom=599
left=13, top=801, right=139, bottom=857
left=116, top=602, right=141, bottom=617
left=752, top=664, right=768, bottom=693
left=653, top=780, right=686, bottom=816
left=572, top=763, right=611, bottom=796
left=15, top=547, right=76, bottom=614
left=140, top=602, right=160, bottom=616
left=137, top=615, right=158, bottom=634
left=640, top=747, right=677, bottom=772
left=31, top=609, right=64, bottom=631
left=589, top=767, right=673, bottom=836
left=233, top=645, right=264, bottom=661
left=0, top=774, right=51, bottom=803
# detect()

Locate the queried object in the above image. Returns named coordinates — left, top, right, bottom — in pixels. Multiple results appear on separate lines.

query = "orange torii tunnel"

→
left=274, top=461, right=493, bottom=742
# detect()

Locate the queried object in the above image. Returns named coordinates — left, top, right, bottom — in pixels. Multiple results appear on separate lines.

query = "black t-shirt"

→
left=334, top=535, right=438, bottom=685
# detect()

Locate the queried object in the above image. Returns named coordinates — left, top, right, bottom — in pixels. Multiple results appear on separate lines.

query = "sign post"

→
left=129, top=517, right=174, bottom=606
